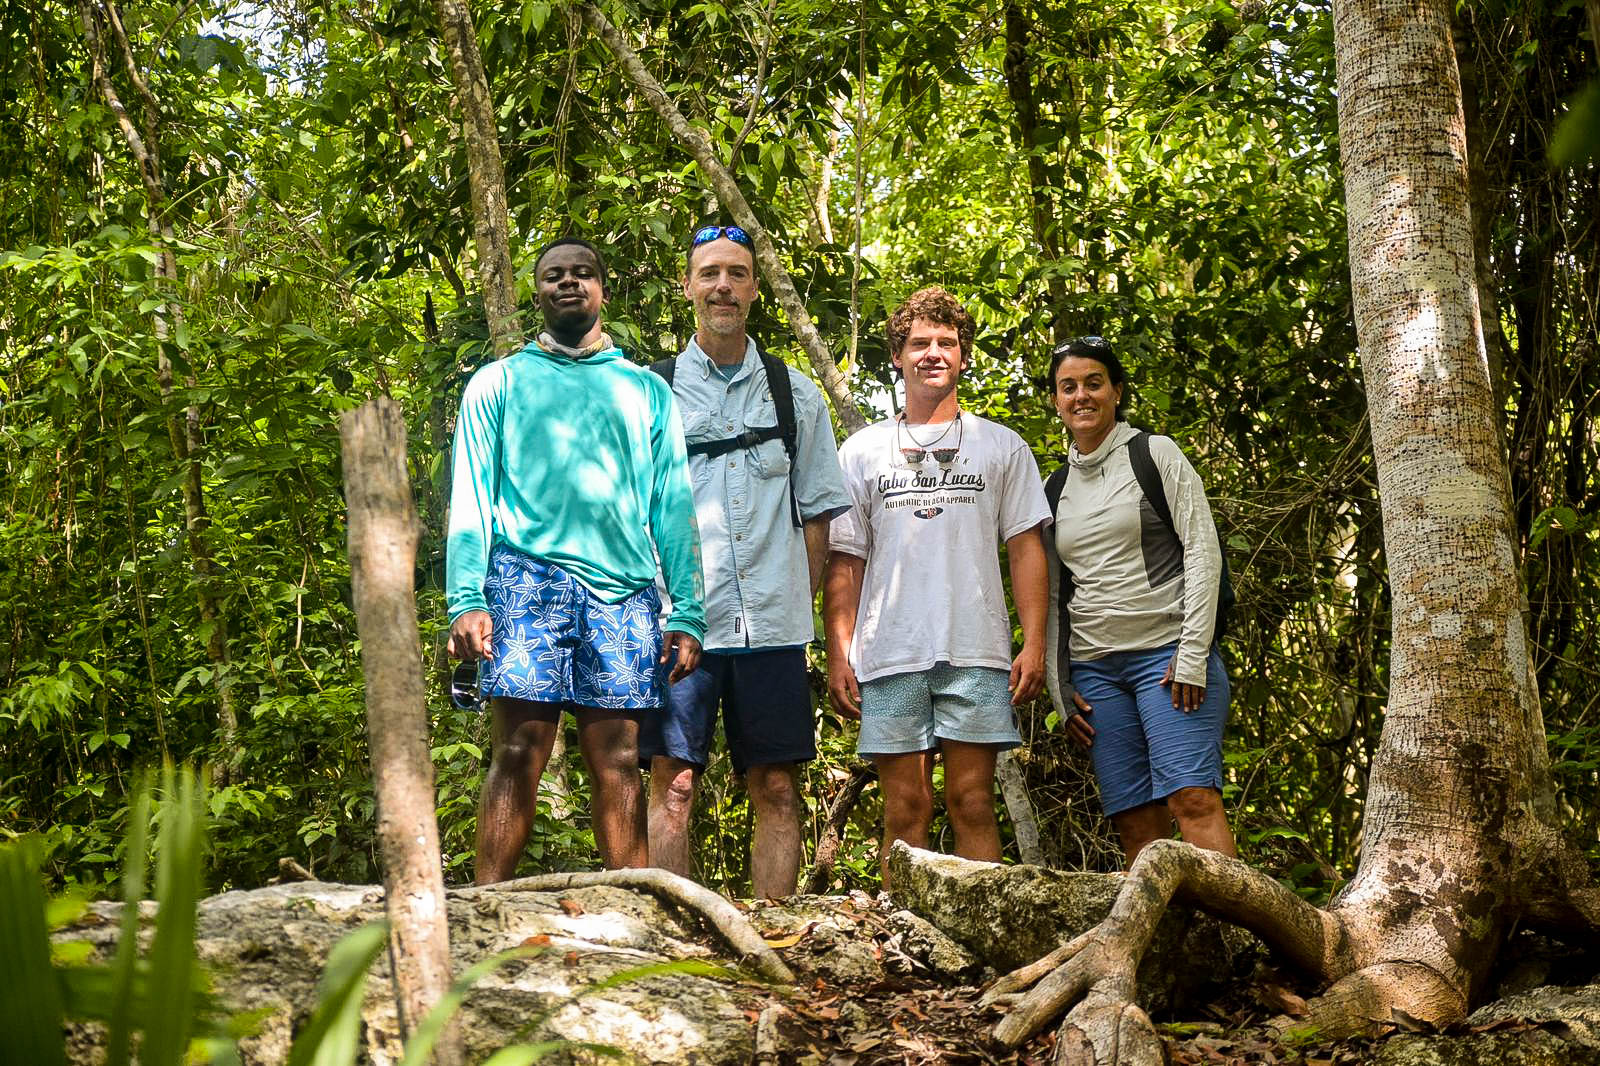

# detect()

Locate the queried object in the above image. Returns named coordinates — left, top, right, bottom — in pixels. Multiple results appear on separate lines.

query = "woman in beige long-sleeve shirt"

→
left=1041, top=335, right=1237, bottom=867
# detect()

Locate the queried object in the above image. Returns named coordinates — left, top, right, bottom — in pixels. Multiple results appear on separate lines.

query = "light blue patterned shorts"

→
left=479, top=545, right=664, bottom=711
left=857, top=664, right=1021, bottom=756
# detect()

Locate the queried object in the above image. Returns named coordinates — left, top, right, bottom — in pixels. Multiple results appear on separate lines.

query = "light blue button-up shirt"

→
left=665, top=338, right=851, bottom=651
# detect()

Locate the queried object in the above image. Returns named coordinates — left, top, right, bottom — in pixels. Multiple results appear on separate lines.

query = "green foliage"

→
left=1, top=0, right=1596, bottom=904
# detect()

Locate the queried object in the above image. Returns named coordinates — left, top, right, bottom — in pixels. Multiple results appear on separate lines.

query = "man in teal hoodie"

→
left=447, top=237, right=705, bottom=882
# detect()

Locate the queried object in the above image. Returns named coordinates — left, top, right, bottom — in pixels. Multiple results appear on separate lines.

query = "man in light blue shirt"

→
left=640, top=223, right=850, bottom=898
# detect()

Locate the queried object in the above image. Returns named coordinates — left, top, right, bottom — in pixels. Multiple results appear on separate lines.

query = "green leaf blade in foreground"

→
left=107, top=784, right=153, bottom=1066
left=286, top=921, right=390, bottom=1066
left=0, top=839, right=69, bottom=1066
left=142, top=768, right=206, bottom=1066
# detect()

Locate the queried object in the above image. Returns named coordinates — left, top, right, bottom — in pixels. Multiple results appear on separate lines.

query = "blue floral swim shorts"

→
left=478, top=545, right=664, bottom=710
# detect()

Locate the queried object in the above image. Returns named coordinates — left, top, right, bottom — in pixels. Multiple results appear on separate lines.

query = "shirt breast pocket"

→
left=679, top=411, right=716, bottom=485
left=746, top=400, right=791, bottom=479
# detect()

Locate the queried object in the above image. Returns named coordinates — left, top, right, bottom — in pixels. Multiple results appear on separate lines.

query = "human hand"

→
left=1161, top=653, right=1205, bottom=712
left=448, top=610, right=494, bottom=662
left=1010, top=643, right=1045, bottom=705
left=1065, top=687, right=1095, bottom=747
left=828, top=659, right=862, bottom=720
left=661, top=631, right=702, bottom=684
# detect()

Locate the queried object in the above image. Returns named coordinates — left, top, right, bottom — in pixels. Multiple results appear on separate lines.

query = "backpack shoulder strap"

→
left=1044, top=464, right=1070, bottom=518
left=649, top=356, right=677, bottom=387
left=1128, top=431, right=1174, bottom=534
left=757, top=345, right=797, bottom=457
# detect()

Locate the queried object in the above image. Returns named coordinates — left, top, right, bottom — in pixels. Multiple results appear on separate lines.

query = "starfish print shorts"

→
left=478, top=544, right=664, bottom=710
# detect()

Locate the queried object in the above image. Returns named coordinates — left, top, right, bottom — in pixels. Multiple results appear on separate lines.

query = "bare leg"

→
left=1111, top=802, right=1173, bottom=870
left=1167, top=785, right=1237, bottom=857
left=747, top=762, right=803, bottom=899
left=647, top=755, right=698, bottom=876
left=873, top=750, right=936, bottom=887
left=940, top=741, right=1002, bottom=863
left=576, top=709, right=648, bottom=869
left=475, top=698, right=561, bottom=885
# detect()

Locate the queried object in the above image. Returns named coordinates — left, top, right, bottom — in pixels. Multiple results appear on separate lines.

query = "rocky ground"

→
left=55, top=847, right=1600, bottom=1065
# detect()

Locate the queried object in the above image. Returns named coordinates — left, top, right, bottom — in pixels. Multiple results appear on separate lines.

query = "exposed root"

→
left=980, top=929, right=1094, bottom=1007
left=1522, top=826, right=1600, bottom=950
left=1273, top=960, right=1468, bottom=1040
left=1057, top=987, right=1164, bottom=1066
left=461, top=868, right=795, bottom=983
left=993, top=839, right=1356, bottom=1054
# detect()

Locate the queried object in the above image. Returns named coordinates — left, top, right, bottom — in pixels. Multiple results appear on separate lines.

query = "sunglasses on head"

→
left=1052, top=335, right=1113, bottom=360
left=690, top=224, right=753, bottom=250
left=449, top=661, right=483, bottom=711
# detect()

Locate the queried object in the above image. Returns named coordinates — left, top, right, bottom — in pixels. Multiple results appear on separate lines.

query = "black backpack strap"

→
left=757, top=345, right=803, bottom=528
left=1127, top=431, right=1173, bottom=533
left=1043, top=464, right=1070, bottom=519
left=757, top=346, right=797, bottom=460
left=1127, top=430, right=1233, bottom=645
left=649, top=356, right=677, bottom=386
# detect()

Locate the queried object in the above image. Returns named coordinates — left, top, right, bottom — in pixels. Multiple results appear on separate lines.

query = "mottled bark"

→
left=578, top=3, right=867, bottom=434
left=79, top=0, right=237, bottom=772
left=431, top=0, right=520, bottom=357
left=340, top=397, right=461, bottom=1065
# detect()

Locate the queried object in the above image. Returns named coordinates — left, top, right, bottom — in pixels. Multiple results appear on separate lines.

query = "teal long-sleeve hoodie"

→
left=446, top=340, right=706, bottom=641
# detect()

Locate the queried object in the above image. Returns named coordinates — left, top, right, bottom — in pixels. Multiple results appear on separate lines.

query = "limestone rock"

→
left=59, top=881, right=756, bottom=1065
left=1370, top=985, right=1600, bottom=1066
left=886, top=909, right=982, bottom=981
left=885, top=843, right=1259, bottom=1011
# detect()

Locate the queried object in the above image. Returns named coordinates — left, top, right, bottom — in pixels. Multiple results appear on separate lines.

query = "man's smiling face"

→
left=683, top=237, right=758, bottom=341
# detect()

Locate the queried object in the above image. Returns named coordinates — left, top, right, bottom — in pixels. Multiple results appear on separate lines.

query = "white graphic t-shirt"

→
left=830, top=412, right=1051, bottom=682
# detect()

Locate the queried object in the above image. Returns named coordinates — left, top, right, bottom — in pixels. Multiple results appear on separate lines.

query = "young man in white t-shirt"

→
left=823, top=286, right=1051, bottom=885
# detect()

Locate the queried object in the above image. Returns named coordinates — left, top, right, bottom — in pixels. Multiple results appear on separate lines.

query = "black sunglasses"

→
left=449, top=661, right=483, bottom=711
left=690, top=224, right=753, bottom=250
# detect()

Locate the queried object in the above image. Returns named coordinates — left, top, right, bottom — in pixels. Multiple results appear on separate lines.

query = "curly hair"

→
left=885, top=286, right=975, bottom=360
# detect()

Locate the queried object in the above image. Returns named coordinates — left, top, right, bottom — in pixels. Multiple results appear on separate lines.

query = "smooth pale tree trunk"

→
left=79, top=0, right=238, bottom=779
left=988, top=3, right=1600, bottom=1061
left=341, top=398, right=462, bottom=1066
left=578, top=3, right=867, bottom=433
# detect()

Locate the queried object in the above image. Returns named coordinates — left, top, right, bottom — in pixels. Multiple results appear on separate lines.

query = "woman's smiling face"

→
left=1054, top=355, right=1123, bottom=449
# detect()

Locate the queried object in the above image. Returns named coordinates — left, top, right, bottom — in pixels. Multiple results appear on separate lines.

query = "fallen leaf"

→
left=520, top=934, right=552, bottom=948
left=563, top=950, right=579, bottom=967
left=557, top=897, right=584, bottom=917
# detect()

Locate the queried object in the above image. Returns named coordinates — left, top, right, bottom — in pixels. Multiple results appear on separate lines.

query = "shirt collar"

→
left=684, top=336, right=758, bottom=382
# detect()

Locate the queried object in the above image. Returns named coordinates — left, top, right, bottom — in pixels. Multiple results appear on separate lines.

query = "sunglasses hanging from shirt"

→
left=897, top=410, right=963, bottom=465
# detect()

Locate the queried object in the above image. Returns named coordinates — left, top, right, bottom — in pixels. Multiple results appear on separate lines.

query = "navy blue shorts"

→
left=1070, top=641, right=1229, bottom=816
left=638, top=647, right=816, bottom=774
left=479, top=545, right=664, bottom=711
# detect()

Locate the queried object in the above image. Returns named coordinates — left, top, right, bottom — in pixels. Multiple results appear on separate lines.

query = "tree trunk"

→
left=578, top=3, right=867, bottom=434
left=78, top=0, right=238, bottom=776
left=997, top=749, right=1049, bottom=867
left=431, top=0, right=520, bottom=358
left=988, top=3, right=1600, bottom=1059
left=340, top=397, right=462, bottom=1066
left=1002, top=0, right=1069, bottom=343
